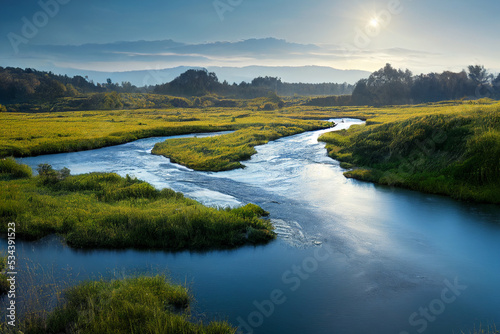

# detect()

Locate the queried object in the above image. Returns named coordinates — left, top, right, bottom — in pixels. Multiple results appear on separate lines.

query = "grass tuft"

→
left=12, top=275, right=236, bottom=334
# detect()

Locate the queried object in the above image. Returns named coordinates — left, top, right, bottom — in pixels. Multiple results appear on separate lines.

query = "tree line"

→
left=2, top=65, right=498, bottom=109
left=351, top=64, right=500, bottom=106
left=0, top=67, right=353, bottom=106
left=153, top=69, right=354, bottom=97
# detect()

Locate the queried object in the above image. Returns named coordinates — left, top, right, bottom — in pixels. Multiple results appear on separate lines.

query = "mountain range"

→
left=3, top=37, right=419, bottom=84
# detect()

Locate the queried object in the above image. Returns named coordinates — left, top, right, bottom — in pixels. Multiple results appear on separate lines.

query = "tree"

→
left=492, top=74, right=500, bottom=97
left=154, top=69, right=220, bottom=96
left=467, top=65, right=492, bottom=84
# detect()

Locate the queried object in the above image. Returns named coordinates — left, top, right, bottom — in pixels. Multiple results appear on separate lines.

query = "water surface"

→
left=3, top=119, right=499, bottom=334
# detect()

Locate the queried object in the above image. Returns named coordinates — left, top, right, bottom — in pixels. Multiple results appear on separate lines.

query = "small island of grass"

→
left=0, top=159, right=275, bottom=250
left=10, top=275, right=236, bottom=334
left=152, top=123, right=331, bottom=172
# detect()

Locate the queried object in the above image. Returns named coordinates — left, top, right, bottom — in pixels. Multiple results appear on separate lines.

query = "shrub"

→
left=0, top=157, right=32, bottom=178
left=37, top=164, right=70, bottom=184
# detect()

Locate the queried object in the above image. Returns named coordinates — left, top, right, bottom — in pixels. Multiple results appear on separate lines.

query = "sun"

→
left=369, top=18, right=379, bottom=27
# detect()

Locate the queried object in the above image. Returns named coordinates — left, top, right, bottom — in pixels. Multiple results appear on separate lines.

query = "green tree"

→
left=467, top=65, right=492, bottom=84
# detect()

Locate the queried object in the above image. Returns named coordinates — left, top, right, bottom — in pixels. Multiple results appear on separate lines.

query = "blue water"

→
left=2, top=119, right=499, bottom=333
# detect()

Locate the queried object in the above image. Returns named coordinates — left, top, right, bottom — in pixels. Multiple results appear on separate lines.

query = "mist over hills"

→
left=3, top=37, right=380, bottom=84
left=59, top=65, right=370, bottom=87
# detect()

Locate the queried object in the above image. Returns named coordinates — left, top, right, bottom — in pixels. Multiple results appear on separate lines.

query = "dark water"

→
left=2, top=119, right=499, bottom=333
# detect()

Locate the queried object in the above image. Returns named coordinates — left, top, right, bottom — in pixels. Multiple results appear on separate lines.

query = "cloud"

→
left=2, top=37, right=491, bottom=76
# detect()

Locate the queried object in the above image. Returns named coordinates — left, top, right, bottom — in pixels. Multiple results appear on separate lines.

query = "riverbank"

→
left=0, top=159, right=275, bottom=250
left=318, top=102, right=500, bottom=204
left=4, top=275, right=236, bottom=334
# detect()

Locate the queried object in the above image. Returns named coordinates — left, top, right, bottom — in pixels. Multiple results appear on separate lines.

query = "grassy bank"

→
left=152, top=123, right=329, bottom=171
left=0, top=159, right=275, bottom=250
left=319, top=101, right=500, bottom=204
left=6, top=275, right=236, bottom=334
left=0, top=106, right=330, bottom=159
left=0, top=253, right=8, bottom=295
left=463, top=325, right=499, bottom=334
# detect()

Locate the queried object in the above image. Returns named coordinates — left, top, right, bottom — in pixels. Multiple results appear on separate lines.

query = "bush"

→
left=37, top=164, right=70, bottom=184
left=0, top=157, right=32, bottom=178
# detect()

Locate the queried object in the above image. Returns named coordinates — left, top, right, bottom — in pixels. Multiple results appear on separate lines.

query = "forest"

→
left=350, top=64, right=500, bottom=106
left=2, top=65, right=499, bottom=113
left=0, top=66, right=352, bottom=108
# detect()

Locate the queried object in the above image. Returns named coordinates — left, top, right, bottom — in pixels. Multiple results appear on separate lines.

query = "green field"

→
left=0, top=159, right=275, bottom=250
left=6, top=275, right=236, bottom=334
left=0, top=101, right=330, bottom=159
left=318, top=100, right=500, bottom=203
left=1, top=99, right=499, bottom=205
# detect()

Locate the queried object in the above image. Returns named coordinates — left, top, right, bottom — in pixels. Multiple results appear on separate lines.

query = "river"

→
left=3, top=118, right=500, bottom=334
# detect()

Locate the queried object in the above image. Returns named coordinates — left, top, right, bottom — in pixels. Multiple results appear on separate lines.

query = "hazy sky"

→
left=1, top=0, right=499, bottom=74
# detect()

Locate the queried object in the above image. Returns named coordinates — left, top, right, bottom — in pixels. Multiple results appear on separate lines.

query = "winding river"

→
left=2, top=119, right=500, bottom=334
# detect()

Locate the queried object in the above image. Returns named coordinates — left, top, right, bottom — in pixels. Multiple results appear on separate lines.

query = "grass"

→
left=0, top=105, right=330, bottom=159
left=318, top=101, right=500, bottom=204
left=461, top=325, right=499, bottom=334
left=0, top=157, right=32, bottom=179
left=2, top=99, right=498, bottom=201
left=152, top=123, right=329, bottom=171
left=0, top=161, right=275, bottom=250
left=4, top=275, right=236, bottom=334
left=0, top=252, right=8, bottom=295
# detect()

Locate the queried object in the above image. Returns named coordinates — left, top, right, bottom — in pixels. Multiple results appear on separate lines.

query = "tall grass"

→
left=0, top=252, right=8, bottom=295
left=10, top=275, right=236, bottom=334
left=319, top=102, right=500, bottom=204
left=0, top=163, right=275, bottom=250
left=0, top=157, right=32, bottom=179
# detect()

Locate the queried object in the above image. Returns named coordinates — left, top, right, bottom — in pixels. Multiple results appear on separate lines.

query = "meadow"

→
left=318, top=100, right=500, bottom=203
left=2, top=98, right=499, bottom=203
left=0, top=97, right=329, bottom=159
left=0, top=159, right=275, bottom=250
left=3, top=275, right=236, bottom=334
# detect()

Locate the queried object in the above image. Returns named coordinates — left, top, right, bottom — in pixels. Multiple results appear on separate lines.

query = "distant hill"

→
left=3, top=38, right=371, bottom=86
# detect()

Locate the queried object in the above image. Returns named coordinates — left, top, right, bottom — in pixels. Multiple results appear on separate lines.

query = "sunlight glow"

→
left=369, top=18, right=379, bottom=27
